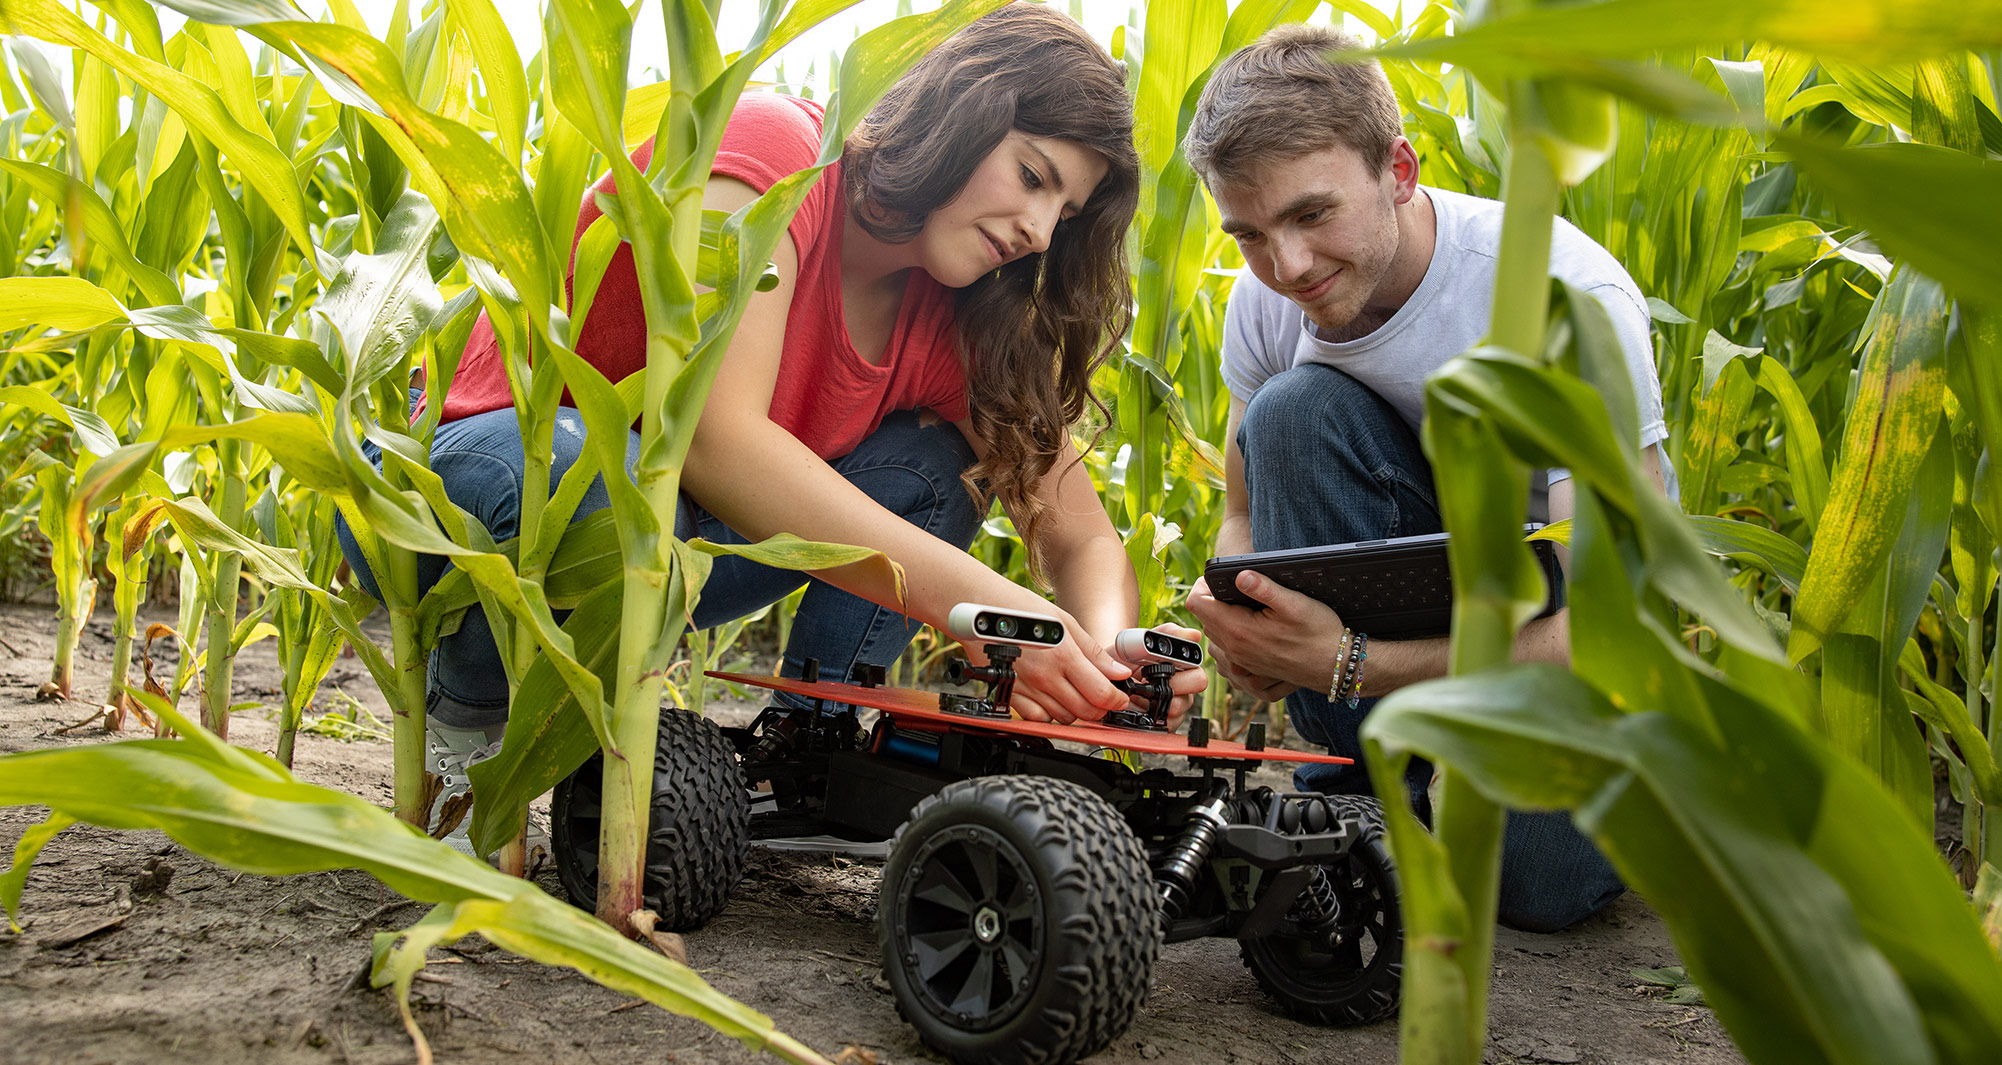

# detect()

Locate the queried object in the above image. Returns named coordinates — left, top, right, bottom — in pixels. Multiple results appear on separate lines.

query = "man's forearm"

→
left=1352, top=610, right=1569, bottom=698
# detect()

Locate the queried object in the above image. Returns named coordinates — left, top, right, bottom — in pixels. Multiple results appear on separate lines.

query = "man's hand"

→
left=1186, top=571, right=1345, bottom=702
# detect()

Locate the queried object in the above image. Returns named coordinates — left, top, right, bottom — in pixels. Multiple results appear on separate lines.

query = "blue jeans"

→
left=336, top=405, right=979, bottom=729
left=1238, top=363, right=1624, bottom=933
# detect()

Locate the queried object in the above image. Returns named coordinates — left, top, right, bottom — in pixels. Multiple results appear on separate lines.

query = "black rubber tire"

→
left=878, top=775, right=1159, bottom=1065
left=1239, top=793, right=1402, bottom=1025
left=551, top=707, right=749, bottom=931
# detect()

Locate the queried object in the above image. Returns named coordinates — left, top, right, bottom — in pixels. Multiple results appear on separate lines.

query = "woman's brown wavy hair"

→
left=842, top=3, right=1138, bottom=578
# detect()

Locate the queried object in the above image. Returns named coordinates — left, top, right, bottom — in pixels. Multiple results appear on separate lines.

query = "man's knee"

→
left=1497, top=809, right=1625, bottom=933
left=1238, top=364, right=1389, bottom=462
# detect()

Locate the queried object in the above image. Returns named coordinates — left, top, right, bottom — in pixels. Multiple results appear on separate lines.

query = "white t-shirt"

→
left=1221, top=186, right=1669, bottom=487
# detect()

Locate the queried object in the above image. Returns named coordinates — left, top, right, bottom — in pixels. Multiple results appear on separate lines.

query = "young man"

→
left=1180, top=25, right=1670, bottom=932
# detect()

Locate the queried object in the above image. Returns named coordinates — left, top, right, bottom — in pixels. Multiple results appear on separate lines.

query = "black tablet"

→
left=1202, top=527, right=1563, bottom=639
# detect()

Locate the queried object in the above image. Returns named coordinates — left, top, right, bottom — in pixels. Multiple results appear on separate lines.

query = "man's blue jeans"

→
left=336, top=405, right=979, bottom=730
left=1238, top=363, right=1624, bottom=933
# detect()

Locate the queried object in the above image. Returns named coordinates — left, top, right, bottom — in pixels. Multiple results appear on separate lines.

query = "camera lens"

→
left=995, top=616, right=1018, bottom=638
left=1030, top=622, right=1048, bottom=642
left=976, top=615, right=992, bottom=634
left=1146, top=635, right=1161, bottom=652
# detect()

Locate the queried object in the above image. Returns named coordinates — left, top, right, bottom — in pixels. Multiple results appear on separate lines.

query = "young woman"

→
left=343, top=4, right=1199, bottom=817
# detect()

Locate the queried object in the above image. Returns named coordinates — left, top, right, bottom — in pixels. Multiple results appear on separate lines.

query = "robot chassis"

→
left=551, top=609, right=1402, bottom=1065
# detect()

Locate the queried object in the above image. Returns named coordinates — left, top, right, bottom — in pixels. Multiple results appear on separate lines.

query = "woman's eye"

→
left=1020, top=165, right=1043, bottom=189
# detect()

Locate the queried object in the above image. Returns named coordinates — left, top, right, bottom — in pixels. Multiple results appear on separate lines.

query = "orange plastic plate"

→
left=708, top=671, right=1352, bottom=765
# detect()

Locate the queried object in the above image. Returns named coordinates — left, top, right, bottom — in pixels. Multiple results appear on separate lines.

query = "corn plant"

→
left=0, top=0, right=1010, bottom=933
left=0, top=695, right=831, bottom=1065
left=1346, top=1, right=2002, bottom=1063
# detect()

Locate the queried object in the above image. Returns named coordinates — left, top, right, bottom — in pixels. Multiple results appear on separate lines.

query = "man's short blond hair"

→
left=1183, top=24, right=1404, bottom=188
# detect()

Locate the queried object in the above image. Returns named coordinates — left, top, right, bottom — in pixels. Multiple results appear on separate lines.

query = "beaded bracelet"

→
left=1327, top=629, right=1353, bottom=704
left=1340, top=631, right=1370, bottom=709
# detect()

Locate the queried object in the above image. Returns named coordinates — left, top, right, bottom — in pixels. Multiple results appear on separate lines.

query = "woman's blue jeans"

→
left=1238, top=363, right=1625, bottom=932
left=335, top=405, right=979, bottom=731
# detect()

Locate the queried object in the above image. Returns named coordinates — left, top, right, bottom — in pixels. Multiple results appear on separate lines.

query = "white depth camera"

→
left=947, top=603, right=1066, bottom=648
left=1111, top=628, right=1204, bottom=671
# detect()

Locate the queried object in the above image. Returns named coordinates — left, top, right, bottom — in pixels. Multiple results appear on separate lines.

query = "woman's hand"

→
left=962, top=606, right=1131, bottom=724
left=1121, top=622, right=1207, bottom=730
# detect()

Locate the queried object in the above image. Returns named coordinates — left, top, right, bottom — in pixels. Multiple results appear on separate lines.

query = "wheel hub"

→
left=892, top=824, right=1045, bottom=1032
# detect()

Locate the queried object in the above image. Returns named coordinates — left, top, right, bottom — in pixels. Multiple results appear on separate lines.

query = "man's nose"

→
left=1270, top=233, right=1312, bottom=283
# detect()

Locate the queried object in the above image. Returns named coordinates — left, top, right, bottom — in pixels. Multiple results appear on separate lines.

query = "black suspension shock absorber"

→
left=1155, top=779, right=1233, bottom=925
left=1233, top=790, right=1344, bottom=935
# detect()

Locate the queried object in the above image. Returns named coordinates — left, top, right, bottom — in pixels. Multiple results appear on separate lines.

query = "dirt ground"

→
left=0, top=600, right=1746, bottom=1065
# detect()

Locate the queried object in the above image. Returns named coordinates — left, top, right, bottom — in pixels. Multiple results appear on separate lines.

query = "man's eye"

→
left=1298, top=209, right=1324, bottom=225
left=1234, top=232, right=1262, bottom=245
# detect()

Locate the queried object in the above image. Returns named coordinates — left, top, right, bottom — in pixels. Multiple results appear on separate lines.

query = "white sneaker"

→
left=425, top=720, right=506, bottom=857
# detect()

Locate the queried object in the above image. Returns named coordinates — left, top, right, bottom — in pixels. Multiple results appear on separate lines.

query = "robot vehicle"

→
left=549, top=605, right=1401, bottom=1065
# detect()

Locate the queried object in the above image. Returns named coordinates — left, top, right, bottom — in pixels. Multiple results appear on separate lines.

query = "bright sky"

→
left=110, top=2, right=1390, bottom=95
left=329, top=2, right=1128, bottom=90
left=333, top=1, right=1376, bottom=92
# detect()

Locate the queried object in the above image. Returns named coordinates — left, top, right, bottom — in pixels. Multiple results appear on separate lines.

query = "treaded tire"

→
left=551, top=707, right=749, bottom=931
left=878, top=775, right=1159, bottom=1065
left=1239, top=793, right=1402, bottom=1025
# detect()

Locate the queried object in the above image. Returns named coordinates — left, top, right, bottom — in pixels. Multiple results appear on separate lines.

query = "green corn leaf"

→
left=0, top=385, right=123, bottom=457
left=5, top=36, right=71, bottom=128
left=1688, top=515, right=1807, bottom=595
left=0, top=162, right=181, bottom=306
left=1365, top=664, right=2002, bottom=1065
left=1123, top=513, right=1182, bottom=630
left=1, top=0, right=313, bottom=258
left=544, top=0, right=634, bottom=164
left=0, top=276, right=130, bottom=332
left=0, top=696, right=792, bottom=1055
left=1753, top=355, right=1830, bottom=533
left=383, top=892, right=788, bottom=1052
left=467, top=581, right=623, bottom=857
left=1432, top=347, right=1636, bottom=512
left=161, top=414, right=349, bottom=497
left=1680, top=356, right=1757, bottom=516
left=1384, top=0, right=2002, bottom=71
left=570, top=214, right=623, bottom=343
left=445, top=0, right=528, bottom=165
left=198, top=21, right=266, bottom=140
left=69, top=441, right=160, bottom=545
left=665, top=536, right=715, bottom=681
left=1565, top=487, right=1724, bottom=733
left=1899, top=640, right=2002, bottom=808
left=1810, top=61, right=2002, bottom=157
left=149, top=0, right=307, bottom=23
left=316, top=189, right=444, bottom=390
left=2, top=811, right=77, bottom=930
left=360, top=435, right=610, bottom=740
left=464, top=576, right=620, bottom=852
left=1790, top=271, right=1950, bottom=661
left=689, top=531, right=905, bottom=591
left=141, top=494, right=393, bottom=720
left=1912, top=57, right=1989, bottom=155
left=270, top=19, right=558, bottom=317
left=762, top=0, right=872, bottom=64
left=1779, top=138, right=2002, bottom=311
left=129, top=306, right=318, bottom=415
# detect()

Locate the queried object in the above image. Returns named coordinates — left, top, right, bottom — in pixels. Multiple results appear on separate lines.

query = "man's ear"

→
left=1388, top=137, right=1421, bottom=204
